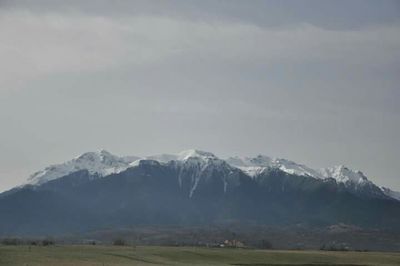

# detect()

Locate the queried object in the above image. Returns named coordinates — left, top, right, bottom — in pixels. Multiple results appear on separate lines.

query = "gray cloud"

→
left=0, top=1, right=399, bottom=192
left=1, top=0, right=399, bottom=29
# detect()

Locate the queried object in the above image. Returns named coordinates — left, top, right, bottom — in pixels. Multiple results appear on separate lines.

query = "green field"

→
left=0, top=245, right=399, bottom=266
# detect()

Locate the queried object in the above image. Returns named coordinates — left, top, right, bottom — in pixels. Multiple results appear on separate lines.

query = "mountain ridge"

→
left=24, top=149, right=399, bottom=201
left=2, top=149, right=400, bottom=236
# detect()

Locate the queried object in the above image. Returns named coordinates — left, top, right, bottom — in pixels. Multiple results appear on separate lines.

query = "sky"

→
left=0, top=0, right=399, bottom=192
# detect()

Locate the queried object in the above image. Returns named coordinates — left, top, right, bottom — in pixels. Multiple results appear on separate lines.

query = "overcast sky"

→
left=0, top=0, right=399, bottom=192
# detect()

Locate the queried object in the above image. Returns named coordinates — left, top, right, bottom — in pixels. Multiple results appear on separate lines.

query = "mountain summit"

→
left=1, top=149, right=400, bottom=236
left=28, top=150, right=140, bottom=185
left=25, top=149, right=398, bottom=201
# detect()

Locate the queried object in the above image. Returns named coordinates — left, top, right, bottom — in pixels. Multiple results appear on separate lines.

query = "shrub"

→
left=42, top=239, right=55, bottom=246
left=113, top=239, right=126, bottom=246
left=29, top=240, right=38, bottom=246
left=1, top=238, right=21, bottom=245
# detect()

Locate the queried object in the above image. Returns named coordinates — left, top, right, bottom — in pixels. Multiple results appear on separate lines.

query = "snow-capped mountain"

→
left=226, top=155, right=323, bottom=178
left=27, top=149, right=237, bottom=197
left=4, top=149, right=400, bottom=236
left=171, top=150, right=241, bottom=197
left=146, top=149, right=216, bottom=163
left=318, top=165, right=370, bottom=185
left=141, top=149, right=241, bottom=197
left=28, top=150, right=140, bottom=185
left=25, top=149, right=399, bottom=202
left=225, top=156, right=392, bottom=197
left=27, top=149, right=229, bottom=186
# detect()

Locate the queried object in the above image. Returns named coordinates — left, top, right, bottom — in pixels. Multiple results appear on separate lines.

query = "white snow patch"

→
left=28, top=150, right=140, bottom=185
left=226, top=155, right=322, bottom=178
left=318, top=165, right=369, bottom=185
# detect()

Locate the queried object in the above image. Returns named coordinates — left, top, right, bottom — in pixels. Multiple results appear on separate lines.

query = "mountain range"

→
left=1, top=149, right=400, bottom=236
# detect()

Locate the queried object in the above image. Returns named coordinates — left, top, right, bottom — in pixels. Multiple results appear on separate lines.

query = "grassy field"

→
left=0, top=245, right=400, bottom=266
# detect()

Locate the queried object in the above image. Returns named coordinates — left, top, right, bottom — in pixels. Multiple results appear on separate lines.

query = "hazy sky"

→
left=0, top=0, right=399, bottom=192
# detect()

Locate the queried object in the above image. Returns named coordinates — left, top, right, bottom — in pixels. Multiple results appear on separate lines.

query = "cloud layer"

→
left=1, top=9, right=399, bottom=91
left=0, top=1, right=399, bottom=192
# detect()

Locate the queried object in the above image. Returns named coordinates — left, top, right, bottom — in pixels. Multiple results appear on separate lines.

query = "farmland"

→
left=1, top=245, right=400, bottom=266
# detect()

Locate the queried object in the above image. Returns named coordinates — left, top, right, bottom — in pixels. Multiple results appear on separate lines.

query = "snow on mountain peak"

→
left=177, top=149, right=217, bottom=161
left=247, top=155, right=274, bottom=166
left=76, top=150, right=117, bottom=163
left=318, top=165, right=369, bottom=185
left=24, top=149, right=399, bottom=201
left=226, top=155, right=322, bottom=178
left=173, top=149, right=235, bottom=198
left=226, top=156, right=381, bottom=192
left=144, top=149, right=218, bottom=163
left=28, top=150, right=140, bottom=185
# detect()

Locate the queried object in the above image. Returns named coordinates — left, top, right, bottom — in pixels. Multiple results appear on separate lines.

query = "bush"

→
left=42, top=239, right=55, bottom=246
left=29, top=240, right=38, bottom=246
left=320, top=242, right=349, bottom=251
left=1, top=238, right=21, bottom=245
left=113, top=239, right=126, bottom=246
